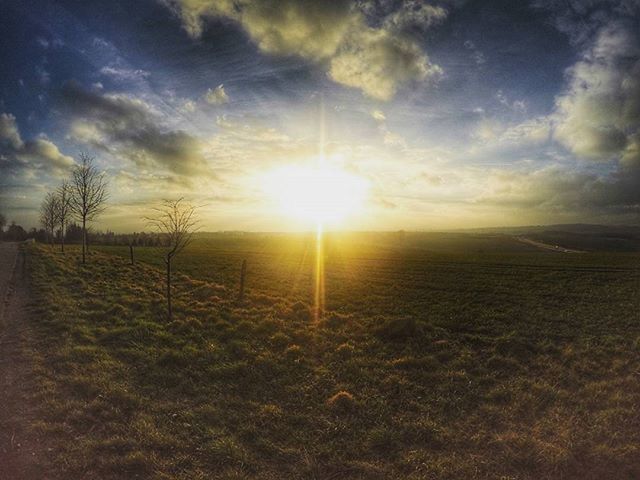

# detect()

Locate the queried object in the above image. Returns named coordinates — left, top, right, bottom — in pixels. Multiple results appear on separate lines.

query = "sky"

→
left=0, top=0, right=639, bottom=232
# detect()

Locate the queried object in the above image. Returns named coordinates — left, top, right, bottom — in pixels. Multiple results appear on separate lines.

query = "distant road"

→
left=515, top=236, right=585, bottom=253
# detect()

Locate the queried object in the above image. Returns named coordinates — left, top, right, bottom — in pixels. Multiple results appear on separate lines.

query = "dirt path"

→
left=515, top=236, right=585, bottom=253
left=0, top=243, right=50, bottom=479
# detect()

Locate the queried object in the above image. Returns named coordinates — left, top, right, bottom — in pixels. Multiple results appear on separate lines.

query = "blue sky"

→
left=1, top=0, right=639, bottom=231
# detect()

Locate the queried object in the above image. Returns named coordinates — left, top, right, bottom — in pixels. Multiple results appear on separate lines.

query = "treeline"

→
left=0, top=221, right=42, bottom=242
left=0, top=221, right=169, bottom=247
left=0, top=209, right=51, bottom=242
left=83, top=229, right=172, bottom=247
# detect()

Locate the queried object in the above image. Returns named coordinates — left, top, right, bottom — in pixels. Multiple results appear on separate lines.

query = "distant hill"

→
left=192, top=224, right=640, bottom=253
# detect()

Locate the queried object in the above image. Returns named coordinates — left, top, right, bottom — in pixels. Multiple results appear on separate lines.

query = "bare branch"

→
left=69, top=152, right=109, bottom=221
left=40, top=192, right=59, bottom=243
left=144, top=198, right=200, bottom=320
left=69, top=152, right=108, bottom=262
left=144, top=197, right=200, bottom=260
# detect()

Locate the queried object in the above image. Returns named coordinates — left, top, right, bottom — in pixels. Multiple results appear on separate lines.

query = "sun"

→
left=263, top=164, right=368, bottom=226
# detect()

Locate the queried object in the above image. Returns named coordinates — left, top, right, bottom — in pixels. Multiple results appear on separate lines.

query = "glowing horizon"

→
left=1, top=1, right=639, bottom=231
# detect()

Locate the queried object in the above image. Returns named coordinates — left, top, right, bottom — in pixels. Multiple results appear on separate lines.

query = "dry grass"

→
left=13, top=238, right=640, bottom=479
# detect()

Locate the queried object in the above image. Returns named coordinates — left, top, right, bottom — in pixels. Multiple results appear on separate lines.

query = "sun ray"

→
left=261, top=99, right=368, bottom=319
left=314, top=220, right=325, bottom=321
left=315, top=98, right=326, bottom=321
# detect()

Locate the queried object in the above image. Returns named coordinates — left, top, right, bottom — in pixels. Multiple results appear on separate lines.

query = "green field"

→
left=21, top=233, right=640, bottom=479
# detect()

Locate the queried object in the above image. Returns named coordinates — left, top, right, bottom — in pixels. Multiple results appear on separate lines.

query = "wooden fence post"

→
left=129, top=244, right=134, bottom=265
left=239, top=259, right=247, bottom=301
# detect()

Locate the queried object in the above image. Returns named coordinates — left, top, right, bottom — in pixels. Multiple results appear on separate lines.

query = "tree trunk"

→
left=82, top=217, right=86, bottom=264
left=166, top=254, right=172, bottom=320
left=61, top=222, right=65, bottom=253
left=129, top=244, right=134, bottom=265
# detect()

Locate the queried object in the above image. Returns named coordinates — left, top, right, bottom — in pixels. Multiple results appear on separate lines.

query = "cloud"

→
left=420, top=172, right=444, bottom=186
left=205, top=84, right=229, bottom=105
left=329, top=25, right=440, bottom=100
left=214, top=115, right=294, bottom=147
left=367, top=108, right=407, bottom=148
left=0, top=113, right=23, bottom=150
left=170, top=0, right=352, bottom=58
left=60, top=82, right=209, bottom=178
left=495, top=90, right=527, bottom=113
left=100, top=66, right=151, bottom=82
left=463, top=40, right=486, bottom=65
left=166, top=0, right=443, bottom=100
left=0, top=113, right=74, bottom=179
left=371, top=109, right=386, bottom=121
left=383, top=1, right=447, bottom=32
left=553, top=22, right=640, bottom=163
left=476, top=116, right=552, bottom=147
left=532, top=0, right=640, bottom=46
left=477, top=163, right=640, bottom=219
left=467, top=10, right=640, bottom=221
left=36, top=37, right=49, bottom=49
left=180, top=99, right=197, bottom=113
left=35, top=65, right=50, bottom=86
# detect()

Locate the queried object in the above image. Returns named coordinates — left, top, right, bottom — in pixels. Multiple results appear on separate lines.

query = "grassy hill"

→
left=19, top=237, right=640, bottom=478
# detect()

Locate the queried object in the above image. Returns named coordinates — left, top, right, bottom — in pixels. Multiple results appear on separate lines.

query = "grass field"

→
left=20, top=233, right=640, bottom=479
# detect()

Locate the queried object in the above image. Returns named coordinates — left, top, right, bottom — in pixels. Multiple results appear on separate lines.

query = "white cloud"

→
left=180, top=99, right=197, bottom=113
left=0, top=113, right=74, bottom=178
left=205, top=84, right=229, bottom=105
left=383, top=1, right=447, bottom=32
left=0, top=113, right=24, bottom=150
left=371, top=109, right=386, bottom=121
left=495, top=90, right=526, bottom=112
left=167, top=0, right=443, bottom=100
left=554, top=22, right=640, bottom=163
left=329, top=25, right=440, bottom=101
left=100, top=66, right=150, bottom=82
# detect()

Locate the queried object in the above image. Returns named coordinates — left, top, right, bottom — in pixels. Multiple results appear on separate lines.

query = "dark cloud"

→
left=60, top=81, right=210, bottom=178
left=532, top=0, right=640, bottom=45
left=478, top=163, right=640, bottom=220
left=0, top=112, right=74, bottom=180
left=553, top=21, right=640, bottom=163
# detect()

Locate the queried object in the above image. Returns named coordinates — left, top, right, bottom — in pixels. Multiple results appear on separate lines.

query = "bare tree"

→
left=145, top=198, right=199, bottom=320
left=70, top=153, right=108, bottom=264
left=56, top=180, right=72, bottom=253
left=40, top=192, right=58, bottom=246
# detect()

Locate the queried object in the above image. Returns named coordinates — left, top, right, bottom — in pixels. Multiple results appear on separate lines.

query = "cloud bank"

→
left=554, top=21, right=640, bottom=166
left=61, top=82, right=210, bottom=180
left=475, top=3, right=640, bottom=220
left=0, top=113, right=74, bottom=179
left=165, top=0, right=444, bottom=100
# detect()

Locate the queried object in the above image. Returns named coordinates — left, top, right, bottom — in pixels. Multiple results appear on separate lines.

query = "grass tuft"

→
left=326, top=391, right=356, bottom=413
